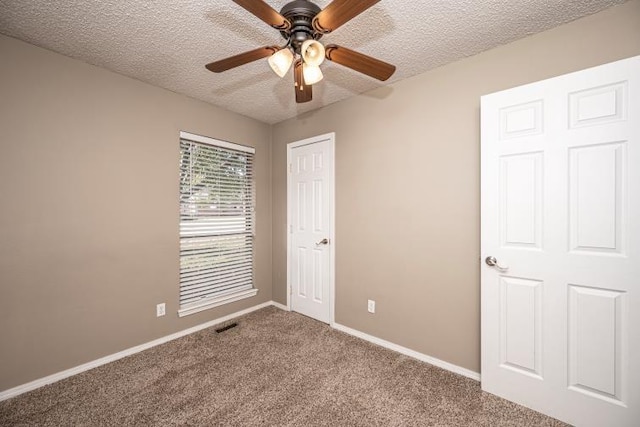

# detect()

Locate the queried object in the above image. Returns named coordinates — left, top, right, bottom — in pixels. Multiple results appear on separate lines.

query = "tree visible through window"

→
left=178, top=132, right=256, bottom=316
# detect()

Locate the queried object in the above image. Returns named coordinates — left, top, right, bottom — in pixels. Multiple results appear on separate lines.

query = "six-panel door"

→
left=289, top=138, right=333, bottom=323
left=481, top=56, right=639, bottom=426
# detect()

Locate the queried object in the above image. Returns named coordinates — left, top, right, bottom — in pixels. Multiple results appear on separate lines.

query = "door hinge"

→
left=289, top=224, right=293, bottom=234
left=289, top=163, right=292, bottom=173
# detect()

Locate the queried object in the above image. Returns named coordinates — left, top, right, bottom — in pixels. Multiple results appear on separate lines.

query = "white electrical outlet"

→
left=367, top=299, right=375, bottom=314
left=156, top=303, right=166, bottom=317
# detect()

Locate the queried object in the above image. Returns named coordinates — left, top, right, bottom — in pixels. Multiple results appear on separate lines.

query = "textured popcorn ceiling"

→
left=0, top=0, right=628, bottom=124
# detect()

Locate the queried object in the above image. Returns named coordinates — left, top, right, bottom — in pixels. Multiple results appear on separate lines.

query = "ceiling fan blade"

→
left=294, top=60, right=313, bottom=103
left=313, top=0, right=380, bottom=33
left=206, top=46, right=278, bottom=73
left=325, top=44, right=396, bottom=81
left=233, top=0, right=291, bottom=30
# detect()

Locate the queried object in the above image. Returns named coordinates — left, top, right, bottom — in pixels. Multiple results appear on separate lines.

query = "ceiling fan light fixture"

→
left=303, top=63, right=323, bottom=85
left=206, top=0, right=396, bottom=104
left=268, top=48, right=294, bottom=78
left=301, top=39, right=325, bottom=66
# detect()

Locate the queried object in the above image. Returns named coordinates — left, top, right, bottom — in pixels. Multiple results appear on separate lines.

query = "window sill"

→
left=178, top=288, right=258, bottom=318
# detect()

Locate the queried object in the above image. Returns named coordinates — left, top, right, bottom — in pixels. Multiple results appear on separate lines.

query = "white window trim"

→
left=177, top=288, right=258, bottom=317
left=179, top=131, right=255, bottom=154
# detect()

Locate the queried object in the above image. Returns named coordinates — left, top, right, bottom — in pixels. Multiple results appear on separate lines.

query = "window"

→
left=178, top=131, right=256, bottom=317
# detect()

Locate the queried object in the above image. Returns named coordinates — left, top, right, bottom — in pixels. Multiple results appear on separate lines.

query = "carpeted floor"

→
left=0, top=306, right=566, bottom=426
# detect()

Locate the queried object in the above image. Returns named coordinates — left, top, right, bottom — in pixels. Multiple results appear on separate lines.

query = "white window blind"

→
left=178, top=131, right=256, bottom=317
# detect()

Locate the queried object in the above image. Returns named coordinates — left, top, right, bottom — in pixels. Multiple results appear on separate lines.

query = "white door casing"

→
left=287, top=133, right=335, bottom=324
left=481, top=56, right=640, bottom=426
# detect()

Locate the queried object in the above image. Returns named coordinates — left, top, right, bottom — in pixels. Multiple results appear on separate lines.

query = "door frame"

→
left=286, top=132, right=336, bottom=326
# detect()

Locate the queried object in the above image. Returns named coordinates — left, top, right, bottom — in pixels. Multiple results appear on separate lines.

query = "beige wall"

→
left=271, top=1, right=640, bottom=373
left=0, top=35, right=272, bottom=390
left=1, top=0, right=639, bottom=393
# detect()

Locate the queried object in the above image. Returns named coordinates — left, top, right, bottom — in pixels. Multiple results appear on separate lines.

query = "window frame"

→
left=178, top=131, right=257, bottom=317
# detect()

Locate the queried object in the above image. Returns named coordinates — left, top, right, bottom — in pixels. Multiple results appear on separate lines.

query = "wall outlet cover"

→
left=156, top=303, right=166, bottom=317
left=367, top=299, right=375, bottom=314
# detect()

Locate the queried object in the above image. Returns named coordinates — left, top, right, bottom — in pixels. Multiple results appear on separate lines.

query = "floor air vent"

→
left=215, top=322, right=238, bottom=333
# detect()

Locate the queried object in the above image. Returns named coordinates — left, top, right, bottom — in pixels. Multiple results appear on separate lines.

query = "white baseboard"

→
left=270, top=301, right=289, bottom=311
left=0, top=301, right=276, bottom=402
left=332, top=322, right=481, bottom=382
left=1, top=302, right=479, bottom=402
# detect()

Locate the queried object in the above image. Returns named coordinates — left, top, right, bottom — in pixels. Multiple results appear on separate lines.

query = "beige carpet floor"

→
left=0, top=306, right=566, bottom=426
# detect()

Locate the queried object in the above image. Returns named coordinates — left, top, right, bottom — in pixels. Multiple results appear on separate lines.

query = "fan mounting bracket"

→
left=279, top=0, right=323, bottom=53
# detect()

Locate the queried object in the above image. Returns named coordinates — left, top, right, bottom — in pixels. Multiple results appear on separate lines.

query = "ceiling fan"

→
left=206, top=0, right=396, bottom=103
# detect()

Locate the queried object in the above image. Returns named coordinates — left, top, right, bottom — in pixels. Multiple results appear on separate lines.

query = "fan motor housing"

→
left=279, top=0, right=322, bottom=53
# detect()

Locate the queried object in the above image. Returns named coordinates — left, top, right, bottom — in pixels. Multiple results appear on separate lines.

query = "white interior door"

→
left=481, top=56, right=640, bottom=426
left=288, top=133, right=334, bottom=324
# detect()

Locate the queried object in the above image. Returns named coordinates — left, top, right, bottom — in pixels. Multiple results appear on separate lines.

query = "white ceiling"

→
left=0, top=0, right=627, bottom=124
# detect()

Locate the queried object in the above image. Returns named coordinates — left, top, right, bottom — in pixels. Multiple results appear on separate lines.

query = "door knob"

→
left=485, top=256, right=509, bottom=271
left=316, top=238, right=329, bottom=245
